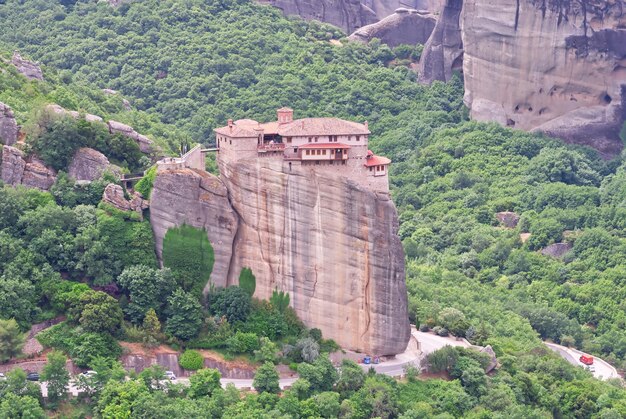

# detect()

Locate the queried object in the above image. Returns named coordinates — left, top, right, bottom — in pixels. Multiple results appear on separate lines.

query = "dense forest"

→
left=0, top=0, right=626, bottom=417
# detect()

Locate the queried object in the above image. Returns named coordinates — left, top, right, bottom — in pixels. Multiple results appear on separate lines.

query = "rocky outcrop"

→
left=0, top=103, right=19, bottom=146
left=46, top=104, right=103, bottom=124
left=461, top=0, right=626, bottom=156
left=363, top=0, right=443, bottom=19
left=1, top=146, right=56, bottom=190
left=149, top=169, right=238, bottom=290
left=108, top=120, right=156, bottom=154
left=68, top=148, right=120, bottom=181
left=150, top=159, right=410, bottom=355
left=258, top=0, right=378, bottom=33
left=219, top=159, right=410, bottom=355
left=102, top=184, right=149, bottom=217
left=418, top=0, right=464, bottom=84
left=349, top=8, right=437, bottom=47
left=11, top=52, right=43, bottom=81
left=541, top=242, right=573, bottom=259
left=496, top=211, right=520, bottom=229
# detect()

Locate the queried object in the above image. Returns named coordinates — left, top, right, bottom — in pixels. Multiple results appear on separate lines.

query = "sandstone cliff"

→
left=11, top=52, right=43, bottom=81
left=0, top=103, right=19, bottom=146
left=219, top=158, right=410, bottom=355
left=462, top=0, right=626, bottom=155
left=150, top=160, right=410, bottom=355
left=150, top=169, right=238, bottom=290
left=349, top=8, right=436, bottom=47
left=1, top=145, right=56, bottom=190
left=68, top=148, right=121, bottom=181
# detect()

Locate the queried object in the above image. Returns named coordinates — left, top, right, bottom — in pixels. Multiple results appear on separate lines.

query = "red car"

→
left=580, top=355, right=594, bottom=365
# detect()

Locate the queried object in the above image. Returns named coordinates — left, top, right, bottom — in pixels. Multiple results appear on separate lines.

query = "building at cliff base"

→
left=214, top=108, right=392, bottom=194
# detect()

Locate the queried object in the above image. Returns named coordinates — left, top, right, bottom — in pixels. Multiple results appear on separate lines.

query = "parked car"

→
left=580, top=355, right=594, bottom=365
left=81, top=370, right=98, bottom=378
left=26, top=372, right=40, bottom=381
left=164, top=371, right=177, bottom=381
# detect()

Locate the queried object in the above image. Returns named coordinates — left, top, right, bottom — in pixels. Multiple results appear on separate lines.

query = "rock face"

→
left=496, top=211, right=520, bottom=229
left=102, top=184, right=149, bottom=217
left=108, top=120, right=156, bottom=154
left=0, top=103, right=19, bottom=146
left=1, top=145, right=56, bottom=189
left=11, top=52, right=43, bottom=81
left=461, top=0, right=626, bottom=156
left=349, top=8, right=437, bottom=47
left=150, top=159, right=411, bottom=355
left=258, top=0, right=378, bottom=33
left=220, top=159, right=410, bottom=355
left=418, top=0, right=464, bottom=84
left=149, top=169, right=238, bottom=290
left=46, top=104, right=103, bottom=124
left=541, top=242, right=573, bottom=259
left=363, top=0, right=443, bottom=18
left=68, top=147, right=120, bottom=181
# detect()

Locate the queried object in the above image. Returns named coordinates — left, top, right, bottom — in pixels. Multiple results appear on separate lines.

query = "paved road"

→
left=545, top=342, right=620, bottom=380
left=39, top=328, right=483, bottom=396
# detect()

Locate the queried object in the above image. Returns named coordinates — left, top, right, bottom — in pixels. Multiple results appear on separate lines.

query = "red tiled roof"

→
left=364, top=155, right=391, bottom=167
left=214, top=123, right=259, bottom=138
left=260, top=121, right=280, bottom=135
left=278, top=118, right=370, bottom=136
left=299, top=143, right=351, bottom=149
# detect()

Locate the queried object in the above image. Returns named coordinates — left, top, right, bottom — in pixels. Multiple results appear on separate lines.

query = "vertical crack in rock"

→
left=515, top=0, right=521, bottom=30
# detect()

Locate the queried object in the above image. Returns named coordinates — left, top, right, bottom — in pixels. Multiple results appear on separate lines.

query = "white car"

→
left=164, top=371, right=177, bottom=381
left=81, top=370, right=98, bottom=378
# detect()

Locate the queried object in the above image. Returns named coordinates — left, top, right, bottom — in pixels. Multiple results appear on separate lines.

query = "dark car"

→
left=26, top=372, right=40, bottom=381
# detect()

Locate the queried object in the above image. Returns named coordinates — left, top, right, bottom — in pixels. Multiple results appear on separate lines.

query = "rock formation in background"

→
left=68, top=148, right=121, bottom=182
left=46, top=104, right=103, bottom=124
left=417, top=0, right=464, bottom=84
left=11, top=52, right=44, bottom=81
left=108, top=120, right=156, bottom=154
left=0, top=103, right=19, bottom=146
left=349, top=8, right=436, bottom=47
left=150, top=157, right=410, bottom=355
left=150, top=169, right=238, bottom=289
left=257, top=0, right=378, bottom=33
left=461, top=0, right=626, bottom=156
left=1, top=145, right=56, bottom=189
left=363, top=0, right=443, bottom=19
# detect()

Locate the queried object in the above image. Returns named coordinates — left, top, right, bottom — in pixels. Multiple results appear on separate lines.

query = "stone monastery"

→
left=214, top=108, right=391, bottom=193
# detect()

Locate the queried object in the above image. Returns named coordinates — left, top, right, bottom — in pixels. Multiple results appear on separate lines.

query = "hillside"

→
left=0, top=0, right=625, bottom=417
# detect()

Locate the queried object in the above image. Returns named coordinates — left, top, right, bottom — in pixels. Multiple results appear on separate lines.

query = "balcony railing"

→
left=258, top=143, right=286, bottom=152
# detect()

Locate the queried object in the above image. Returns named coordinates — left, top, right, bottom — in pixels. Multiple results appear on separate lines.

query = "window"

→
left=357, top=136, right=361, bottom=142
left=369, top=167, right=373, bottom=172
left=308, top=138, right=311, bottom=143
left=305, top=150, right=310, bottom=155
left=287, top=137, right=292, bottom=144
left=229, top=140, right=232, bottom=145
left=315, top=137, right=318, bottom=142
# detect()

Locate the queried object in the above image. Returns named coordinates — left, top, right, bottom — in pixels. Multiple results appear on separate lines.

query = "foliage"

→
left=269, top=290, right=290, bottom=313
left=209, top=286, right=251, bottom=324
left=0, top=318, right=25, bottom=363
left=179, top=350, right=204, bottom=371
left=67, top=290, right=123, bottom=335
left=116, top=265, right=176, bottom=324
left=254, top=337, right=278, bottom=364
left=134, top=165, right=157, bottom=199
left=226, top=331, right=260, bottom=355
left=165, top=289, right=203, bottom=341
left=188, top=368, right=221, bottom=399
left=0, top=394, right=45, bottom=419
left=41, top=350, right=70, bottom=408
left=238, top=267, right=256, bottom=297
left=162, top=224, right=214, bottom=296
left=253, top=362, right=280, bottom=394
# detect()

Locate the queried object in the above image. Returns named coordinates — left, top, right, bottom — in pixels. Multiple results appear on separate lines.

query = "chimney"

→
left=228, top=119, right=233, bottom=132
left=364, top=121, right=369, bottom=130
left=277, top=107, right=294, bottom=124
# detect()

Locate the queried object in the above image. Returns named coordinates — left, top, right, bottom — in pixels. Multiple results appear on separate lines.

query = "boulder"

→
left=479, top=345, right=498, bottom=372
left=102, top=183, right=149, bottom=217
left=418, top=0, right=464, bottom=84
left=1, top=145, right=26, bottom=185
left=21, top=157, right=56, bottom=190
left=496, top=211, right=520, bottom=229
left=0, top=102, right=19, bottom=146
left=349, top=8, right=436, bottom=47
left=541, top=242, right=573, bottom=259
left=46, top=104, right=103, bottom=124
left=108, top=120, right=155, bottom=154
left=68, top=147, right=120, bottom=182
left=11, top=52, right=43, bottom=81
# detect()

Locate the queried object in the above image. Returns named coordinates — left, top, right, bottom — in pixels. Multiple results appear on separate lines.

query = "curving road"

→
left=545, top=342, right=620, bottom=381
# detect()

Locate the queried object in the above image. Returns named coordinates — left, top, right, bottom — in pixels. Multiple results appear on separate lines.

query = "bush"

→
left=209, top=286, right=251, bottom=324
left=238, top=268, right=256, bottom=297
left=437, top=328, right=449, bottom=337
left=419, top=324, right=430, bottom=332
left=134, top=165, right=156, bottom=199
left=179, top=350, right=204, bottom=371
left=226, top=331, right=260, bottom=354
left=163, top=225, right=214, bottom=295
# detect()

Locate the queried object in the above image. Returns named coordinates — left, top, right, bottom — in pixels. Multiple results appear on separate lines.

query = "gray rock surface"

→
left=149, top=169, right=238, bottom=290
left=46, top=104, right=103, bottom=124
left=418, top=0, right=464, bottom=84
left=496, top=211, right=520, bottom=229
left=349, top=8, right=436, bottom=47
left=108, top=120, right=155, bottom=154
left=0, top=103, right=19, bottom=146
left=68, top=147, right=120, bottom=181
left=21, top=157, right=56, bottom=190
left=1, top=145, right=26, bottom=186
left=541, top=242, right=573, bottom=259
left=11, top=52, right=43, bottom=81
left=462, top=0, right=625, bottom=155
left=1, top=146, right=56, bottom=190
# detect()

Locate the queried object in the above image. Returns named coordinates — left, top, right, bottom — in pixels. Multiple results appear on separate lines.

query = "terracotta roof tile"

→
left=299, top=143, right=351, bottom=149
left=364, top=155, right=391, bottom=167
left=278, top=118, right=370, bottom=136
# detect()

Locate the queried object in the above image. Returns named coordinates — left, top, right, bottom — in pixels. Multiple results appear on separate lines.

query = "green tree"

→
left=297, top=355, right=338, bottom=392
left=188, top=368, right=221, bottom=399
left=116, top=265, right=176, bottom=324
left=41, top=351, right=70, bottom=408
left=0, top=393, right=45, bottom=419
left=314, top=392, right=341, bottom=419
left=142, top=308, right=162, bottom=348
left=253, top=362, right=280, bottom=394
left=179, top=350, right=204, bottom=371
left=0, top=319, right=25, bottom=362
left=336, top=359, right=365, bottom=397
left=210, top=286, right=251, bottom=324
left=68, top=290, right=123, bottom=335
left=254, top=337, right=278, bottom=363
left=238, top=267, right=256, bottom=297
left=165, top=288, right=203, bottom=341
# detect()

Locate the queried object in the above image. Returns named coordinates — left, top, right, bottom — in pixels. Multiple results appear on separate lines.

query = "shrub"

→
left=209, top=287, right=251, bottom=324
left=419, top=324, right=430, bottom=332
left=226, top=331, right=260, bottom=354
left=134, top=165, right=157, bottom=199
left=163, top=224, right=214, bottom=295
left=437, top=328, right=449, bottom=337
left=179, top=350, right=204, bottom=371
left=239, top=267, right=256, bottom=297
